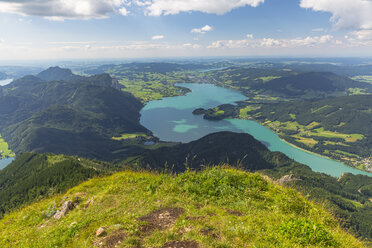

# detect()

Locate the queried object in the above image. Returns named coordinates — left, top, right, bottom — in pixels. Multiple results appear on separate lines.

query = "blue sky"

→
left=1, top=0, right=372, bottom=60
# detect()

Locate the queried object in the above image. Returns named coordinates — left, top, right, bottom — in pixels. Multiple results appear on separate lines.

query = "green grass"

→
left=252, top=95, right=280, bottom=101
left=119, top=79, right=179, bottom=102
left=211, top=108, right=225, bottom=116
left=334, top=150, right=359, bottom=158
left=266, top=121, right=364, bottom=143
left=352, top=75, right=372, bottom=84
left=292, top=135, right=318, bottom=148
left=111, top=70, right=189, bottom=102
left=112, top=133, right=149, bottom=141
left=306, top=121, right=320, bottom=129
left=0, top=135, right=14, bottom=158
left=310, top=128, right=364, bottom=142
left=0, top=167, right=365, bottom=248
left=239, top=105, right=261, bottom=118
left=257, top=76, right=282, bottom=82
left=348, top=88, right=368, bottom=95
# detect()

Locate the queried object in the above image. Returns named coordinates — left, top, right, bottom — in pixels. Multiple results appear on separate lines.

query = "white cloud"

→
left=246, top=34, right=254, bottom=39
left=191, top=25, right=213, bottom=34
left=207, top=35, right=336, bottom=49
left=183, top=43, right=201, bottom=49
left=152, top=35, right=165, bottom=40
left=300, top=0, right=372, bottom=30
left=137, top=0, right=265, bottom=16
left=0, top=0, right=265, bottom=19
left=260, top=38, right=281, bottom=47
left=348, top=30, right=372, bottom=40
left=0, top=0, right=125, bottom=20
left=118, top=7, right=130, bottom=16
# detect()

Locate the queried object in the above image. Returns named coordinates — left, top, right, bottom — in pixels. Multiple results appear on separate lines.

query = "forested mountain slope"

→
left=0, top=67, right=150, bottom=160
left=259, top=72, right=372, bottom=98
left=240, top=95, right=372, bottom=170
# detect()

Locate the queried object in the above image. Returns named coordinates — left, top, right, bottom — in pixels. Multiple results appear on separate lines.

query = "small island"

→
left=192, top=104, right=238, bottom=120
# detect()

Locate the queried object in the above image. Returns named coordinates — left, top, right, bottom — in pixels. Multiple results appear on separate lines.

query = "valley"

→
left=1, top=61, right=372, bottom=245
left=3, top=2, right=372, bottom=246
left=175, top=65, right=372, bottom=173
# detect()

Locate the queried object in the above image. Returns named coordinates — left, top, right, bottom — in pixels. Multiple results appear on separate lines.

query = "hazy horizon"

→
left=1, top=0, right=372, bottom=60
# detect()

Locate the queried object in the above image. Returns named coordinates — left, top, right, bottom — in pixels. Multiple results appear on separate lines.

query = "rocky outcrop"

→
left=96, top=227, right=106, bottom=237
left=276, top=174, right=300, bottom=185
left=53, top=197, right=80, bottom=219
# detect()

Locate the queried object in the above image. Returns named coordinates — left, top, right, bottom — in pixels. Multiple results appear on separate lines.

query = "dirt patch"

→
left=95, top=231, right=126, bottom=248
left=161, top=240, right=199, bottom=248
left=200, top=228, right=219, bottom=240
left=137, top=207, right=184, bottom=234
left=185, top=216, right=205, bottom=221
left=194, top=203, right=204, bottom=209
left=226, top=209, right=244, bottom=216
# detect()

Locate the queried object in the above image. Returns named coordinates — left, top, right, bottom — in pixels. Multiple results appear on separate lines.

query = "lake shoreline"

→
left=141, top=82, right=371, bottom=177
left=234, top=117, right=371, bottom=175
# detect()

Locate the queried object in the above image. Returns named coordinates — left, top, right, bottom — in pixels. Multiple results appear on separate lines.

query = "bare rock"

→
left=53, top=200, right=74, bottom=220
left=96, top=227, right=106, bottom=237
left=276, top=174, right=300, bottom=185
left=84, top=197, right=94, bottom=209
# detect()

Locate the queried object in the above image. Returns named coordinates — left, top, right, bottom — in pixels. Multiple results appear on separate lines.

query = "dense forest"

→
left=258, top=72, right=372, bottom=98
left=204, top=67, right=372, bottom=99
left=237, top=95, right=372, bottom=170
left=0, top=67, right=151, bottom=161
left=0, top=153, right=119, bottom=218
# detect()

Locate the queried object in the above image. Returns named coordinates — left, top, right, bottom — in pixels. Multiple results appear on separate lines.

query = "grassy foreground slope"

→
left=0, top=167, right=365, bottom=248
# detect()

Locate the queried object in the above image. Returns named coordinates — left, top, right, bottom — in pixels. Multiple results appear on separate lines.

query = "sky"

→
left=1, top=0, right=372, bottom=60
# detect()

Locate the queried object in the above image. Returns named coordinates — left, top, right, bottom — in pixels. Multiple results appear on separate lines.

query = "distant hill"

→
left=84, top=62, right=209, bottom=75
left=249, top=95, right=372, bottom=161
left=129, top=132, right=281, bottom=171
left=36, top=66, right=81, bottom=82
left=0, top=67, right=149, bottom=160
left=283, top=63, right=372, bottom=77
left=0, top=72, right=8, bottom=80
left=203, top=67, right=372, bottom=99
left=258, top=72, right=372, bottom=98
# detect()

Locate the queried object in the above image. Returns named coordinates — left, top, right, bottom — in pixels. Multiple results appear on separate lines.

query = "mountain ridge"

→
left=0, top=166, right=366, bottom=247
left=0, top=67, right=150, bottom=161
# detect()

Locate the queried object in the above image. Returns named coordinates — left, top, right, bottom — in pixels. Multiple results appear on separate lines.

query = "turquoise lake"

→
left=140, top=83, right=372, bottom=178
